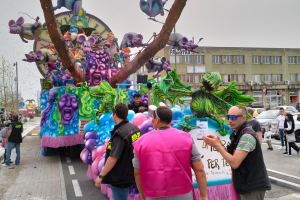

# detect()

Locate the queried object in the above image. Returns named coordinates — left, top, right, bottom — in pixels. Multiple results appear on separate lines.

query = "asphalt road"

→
left=59, top=147, right=109, bottom=200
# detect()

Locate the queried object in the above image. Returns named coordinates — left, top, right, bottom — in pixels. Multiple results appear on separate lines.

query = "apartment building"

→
left=136, top=46, right=300, bottom=108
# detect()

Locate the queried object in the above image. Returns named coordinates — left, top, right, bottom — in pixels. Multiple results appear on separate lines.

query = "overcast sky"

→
left=1, top=0, right=300, bottom=103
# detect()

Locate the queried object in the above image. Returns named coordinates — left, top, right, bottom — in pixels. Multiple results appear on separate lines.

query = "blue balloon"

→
left=128, top=110, right=135, bottom=122
left=143, top=111, right=148, bottom=117
left=183, top=106, right=192, bottom=115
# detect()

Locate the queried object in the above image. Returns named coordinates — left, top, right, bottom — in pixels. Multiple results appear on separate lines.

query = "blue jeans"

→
left=278, top=129, right=284, bottom=147
left=110, top=185, right=130, bottom=200
left=5, top=142, right=20, bottom=165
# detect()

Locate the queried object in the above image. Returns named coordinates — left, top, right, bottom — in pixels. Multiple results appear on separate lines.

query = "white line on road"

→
left=72, top=179, right=83, bottom=197
left=66, top=157, right=71, bottom=163
left=267, top=169, right=300, bottom=180
left=292, top=193, right=300, bottom=198
left=68, top=166, right=75, bottom=175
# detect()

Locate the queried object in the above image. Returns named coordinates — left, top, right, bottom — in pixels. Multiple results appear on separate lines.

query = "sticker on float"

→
left=189, top=118, right=232, bottom=187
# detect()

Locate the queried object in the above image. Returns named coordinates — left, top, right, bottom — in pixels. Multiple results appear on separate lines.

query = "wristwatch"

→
left=99, top=174, right=104, bottom=179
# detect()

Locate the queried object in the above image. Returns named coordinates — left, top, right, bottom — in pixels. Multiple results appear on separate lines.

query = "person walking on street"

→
left=95, top=103, right=141, bottom=200
left=2, top=114, right=23, bottom=166
left=0, top=121, right=13, bottom=164
left=133, top=106, right=208, bottom=200
left=247, top=107, right=263, bottom=145
left=275, top=108, right=286, bottom=150
left=203, top=106, right=271, bottom=200
left=283, top=113, right=300, bottom=156
left=264, top=126, right=274, bottom=151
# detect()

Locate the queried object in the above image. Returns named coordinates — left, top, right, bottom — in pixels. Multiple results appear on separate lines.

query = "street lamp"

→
left=13, top=62, right=18, bottom=114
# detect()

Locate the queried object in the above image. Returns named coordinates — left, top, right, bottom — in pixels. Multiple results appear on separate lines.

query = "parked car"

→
left=252, top=108, right=266, bottom=117
left=255, top=110, right=280, bottom=136
left=290, top=103, right=300, bottom=112
left=270, top=106, right=298, bottom=113
left=250, top=101, right=264, bottom=108
left=270, top=113, right=300, bottom=142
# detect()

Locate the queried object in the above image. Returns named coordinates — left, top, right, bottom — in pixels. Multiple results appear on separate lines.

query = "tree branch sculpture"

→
left=40, top=0, right=187, bottom=87
left=40, top=0, right=84, bottom=84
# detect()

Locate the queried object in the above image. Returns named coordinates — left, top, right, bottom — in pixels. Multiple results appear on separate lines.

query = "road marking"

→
left=292, top=193, right=300, bottom=198
left=68, top=166, right=75, bottom=175
left=267, top=169, right=300, bottom=180
left=66, top=157, right=71, bottom=163
left=72, top=179, right=83, bottom=197
left=269, top=176, right=300, bottom=188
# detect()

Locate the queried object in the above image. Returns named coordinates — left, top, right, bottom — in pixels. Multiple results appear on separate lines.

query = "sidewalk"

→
left=0, top=125, right=67, bottom=200
left=0, top=117, right=41, bottom=161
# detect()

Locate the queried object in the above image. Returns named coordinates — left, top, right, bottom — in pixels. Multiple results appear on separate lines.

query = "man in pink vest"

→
left=132, top=106, right=208, bottom=200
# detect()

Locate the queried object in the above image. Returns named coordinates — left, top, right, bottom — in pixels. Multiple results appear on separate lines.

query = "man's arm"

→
left=95, top=157, right=118, bottom=188
left=257, top=131, right=262, bottom=145
left=275, top=121, right=279, bottom=133
left=134, top=168, right=146, bottom=200
left=5, top=129, right=12, bottom=143
left=203, top=135, right=249, bottom=169
left=192, top=160, right=208, bottom=200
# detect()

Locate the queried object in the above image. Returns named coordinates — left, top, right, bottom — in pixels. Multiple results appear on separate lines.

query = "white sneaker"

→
left=2, top=163, right=9, bottom=167
left=278, top=146, right=285, bottom=150
left=298, top=151, right=300, bottom=157
left=284, top=154, right=292, bottom=157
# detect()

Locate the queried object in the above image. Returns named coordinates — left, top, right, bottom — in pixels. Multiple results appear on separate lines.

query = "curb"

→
left=267, top=169, right=300, bottom=185
left=269, top=176, right=300, bottom=192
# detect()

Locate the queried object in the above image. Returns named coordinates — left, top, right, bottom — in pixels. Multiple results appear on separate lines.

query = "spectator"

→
left=95, top=103, right=140, bottom=200
left=275, top=108, right=286, bottom=150
left=247, top=107, right=263, bottom=145
left=133, top=106, right=208, bottom=200
left=264, top=126, right=274, bottom=150
left=128, top=93, right=148, bottom=114
left=2, top=114, right=23, bottom=166
left=283, top=113, right=300, bottom=156
left=203, top=106, right=271, bottom=200
left=0, top=121, right=12, bottom=164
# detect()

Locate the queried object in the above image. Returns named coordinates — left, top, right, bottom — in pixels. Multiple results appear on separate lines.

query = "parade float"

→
left=8, top=0, right=256, bottom=199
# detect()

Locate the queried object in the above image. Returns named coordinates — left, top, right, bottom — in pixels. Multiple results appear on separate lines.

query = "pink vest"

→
left=133, top=127, right=193, bottom=198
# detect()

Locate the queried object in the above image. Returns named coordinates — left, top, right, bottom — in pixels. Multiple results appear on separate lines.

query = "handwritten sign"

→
left=196, top=120, right=208, bottom=140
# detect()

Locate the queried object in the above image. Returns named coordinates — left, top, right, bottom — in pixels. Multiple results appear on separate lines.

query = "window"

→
left=187, top=66, right=206, bottom=73
left=195, top=75, right=202, bottom=83
left=298, top=57, right=300, bottom=64
left=273, top=56, right=281, bottom=64
left=179, top=75, right=193, bottom=83
left=224, top=55, right=233, bottom=64
left=253, top=75, right=261, bottom=82
left=262, top=56, right=271, bottom=64
left=290, top=74, right=297, bottom=82
left=263, top=74, right=272, bottom=82
left=182, top=55, right=192, bottom=64
left=194, top=55, right=204, bottom=64
left=169, top=55, right=180, bottom=63
left=289, top=56, right=296, bottom=64
left=223, top=74, right=234, bottom=83
left=213, top=55, right=222, bottom=64
left=235, top=56, right=244, bottom=64
left=236, top=74, right=245, bottom=83
left=274, top=74, right=282, bottom=82
left=252, top=56, right=261, bottom=64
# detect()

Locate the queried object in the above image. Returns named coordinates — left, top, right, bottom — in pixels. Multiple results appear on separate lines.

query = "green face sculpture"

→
left=199, top=71, right=223, bottom=92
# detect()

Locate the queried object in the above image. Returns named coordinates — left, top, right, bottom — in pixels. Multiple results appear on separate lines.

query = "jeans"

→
left=5, top=142, right=20, bottom=165
left=278, top=129, right=284, bottom=147
left=110, top=185, right=130, bottom=200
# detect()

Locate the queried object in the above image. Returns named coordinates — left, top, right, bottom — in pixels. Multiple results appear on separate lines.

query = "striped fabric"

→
left=236, top=134, right=257, bottom=152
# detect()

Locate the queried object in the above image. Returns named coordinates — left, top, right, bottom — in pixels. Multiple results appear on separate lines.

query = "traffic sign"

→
left=20, top=102, right=25, bottom=107
left=262, top=86, right=267, bottom=95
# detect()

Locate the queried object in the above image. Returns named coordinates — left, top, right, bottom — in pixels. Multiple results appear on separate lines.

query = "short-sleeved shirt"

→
left=236, top=133, right=257, bottom=152
left=277, top=115, right=285, bottom=129
left=248, top=119, right=262, bottom=133
left=132, top=127, right=201, bottom=169
left=128, top=102, right=148, bottom=114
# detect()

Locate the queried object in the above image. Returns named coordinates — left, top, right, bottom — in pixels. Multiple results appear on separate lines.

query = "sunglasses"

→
left=226, top=115, right=245, bottom=121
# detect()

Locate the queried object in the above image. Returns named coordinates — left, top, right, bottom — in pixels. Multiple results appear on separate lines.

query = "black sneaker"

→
left=283, top=152, right=288, bottom=154
left=267, top=148, right=271, bottom=150
left=270, top=147, right=273, bottom=151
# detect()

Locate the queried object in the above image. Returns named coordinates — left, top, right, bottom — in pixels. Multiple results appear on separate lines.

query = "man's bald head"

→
left=228, top=106, right=247, bottom=131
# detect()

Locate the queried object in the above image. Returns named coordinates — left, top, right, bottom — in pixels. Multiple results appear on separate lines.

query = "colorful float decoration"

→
left=9, top=1, right=256, bottom=199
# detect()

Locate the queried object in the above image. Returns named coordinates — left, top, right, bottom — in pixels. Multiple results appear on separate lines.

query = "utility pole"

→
left=13, top=62, right=18, bottom=114
left=2, top=60, right=7, bottom=108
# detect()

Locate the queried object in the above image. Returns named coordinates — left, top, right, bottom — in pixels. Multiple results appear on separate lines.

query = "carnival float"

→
left=8, top=0, right=256, bottom=199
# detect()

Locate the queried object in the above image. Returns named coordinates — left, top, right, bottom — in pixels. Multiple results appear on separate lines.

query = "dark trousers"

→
left=287, top=142, right=299, bottom=155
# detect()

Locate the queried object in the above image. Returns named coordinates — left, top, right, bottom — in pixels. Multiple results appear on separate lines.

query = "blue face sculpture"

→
left=58, top=93, right=78, bottom=125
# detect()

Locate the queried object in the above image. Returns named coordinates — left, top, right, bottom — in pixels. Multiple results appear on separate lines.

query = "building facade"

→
left=136, top=46, right=300, bottom=108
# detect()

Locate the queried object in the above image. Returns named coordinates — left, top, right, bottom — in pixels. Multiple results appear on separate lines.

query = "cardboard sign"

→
left=196, top=120, right=208, bottom=140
